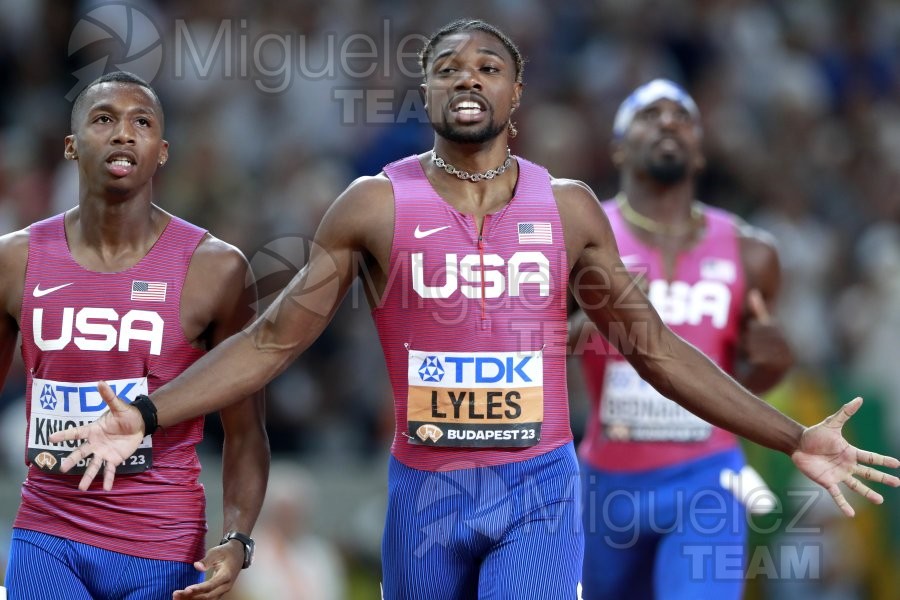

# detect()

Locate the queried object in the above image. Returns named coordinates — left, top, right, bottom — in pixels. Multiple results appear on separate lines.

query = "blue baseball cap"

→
left=612, top=79, right=700, bottom=138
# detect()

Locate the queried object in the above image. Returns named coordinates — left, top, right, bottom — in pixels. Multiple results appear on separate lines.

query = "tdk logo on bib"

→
left=418, top=357, right=445, bottom=382
left=39, top=384, right=56, bottom=410
left=420, top=353, right=536, bottom=384
left=416, top=355, right=536, bottom=385
left=32, top=378, right=145, bottom=414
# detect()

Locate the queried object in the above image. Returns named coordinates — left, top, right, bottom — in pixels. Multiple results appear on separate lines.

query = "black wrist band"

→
left=132, top=394, right=159, bottom=436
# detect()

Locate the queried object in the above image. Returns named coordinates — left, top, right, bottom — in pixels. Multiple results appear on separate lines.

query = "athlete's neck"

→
left=621, top=174, right=696, bottom=224
left=430, top=136, right=511, bottom=178
left=423, top=137, right=518, bottom=217
left=66, top=199, right=168, bottom=271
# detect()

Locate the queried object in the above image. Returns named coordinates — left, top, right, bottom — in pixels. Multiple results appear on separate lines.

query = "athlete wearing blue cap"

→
left=611, top=79, right=701, bottom=138
left=573, top=78, right=793, bottom=599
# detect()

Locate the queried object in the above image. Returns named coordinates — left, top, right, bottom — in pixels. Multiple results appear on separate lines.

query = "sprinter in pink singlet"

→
left=0, top=72, right=268, bottom=599
left=571, top=80, right=794, bottom=600
left=53, top=23, right=899, bottom=600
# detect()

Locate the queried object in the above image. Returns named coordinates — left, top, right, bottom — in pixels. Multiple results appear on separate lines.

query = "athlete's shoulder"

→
left=321, top=174, right=392, bottom=222
left=339, top=173, right=394, bottom=206
left=549, top=177, right=600, bottom=201
left=731, top=214, right=777, bottom=248
left=724, top=213, right=781, bottom=283
left=0, top=212, right=66, bottom=254
left=549, top=178, right=616, bottom=253
left=143, top=207, right=243, bottom=280
left=0, top=226, right=30, bottom=254
left=268, top=172, right=396, bottom=263
left=549, top=178, right=609, bottom=224
left=183, top=232, right=254, bottom=331
left=191, top=233, right=250, bottom=281
left=0, top=227, right=30, bottom=314
left=0, top=227, right=30, bottom=274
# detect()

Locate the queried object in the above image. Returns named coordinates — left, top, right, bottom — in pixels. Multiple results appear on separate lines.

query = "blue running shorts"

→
left=581, top=449, right=748, bottom=600
left=382, top=442, right=583, bottom=599
left=5, top=528, right=202, bottom=600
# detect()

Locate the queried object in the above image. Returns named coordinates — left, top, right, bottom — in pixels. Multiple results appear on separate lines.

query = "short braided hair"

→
left=419, top=19, right=524, bottom=83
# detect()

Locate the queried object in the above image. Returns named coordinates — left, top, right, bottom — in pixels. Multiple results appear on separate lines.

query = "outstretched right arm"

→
left=51, top=176, right=394, bottom=487
left=148, top=178, right=373, bottom=426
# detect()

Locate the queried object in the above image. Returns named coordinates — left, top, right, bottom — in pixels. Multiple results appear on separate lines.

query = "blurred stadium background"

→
left=0, top=0, right=898, bottom=598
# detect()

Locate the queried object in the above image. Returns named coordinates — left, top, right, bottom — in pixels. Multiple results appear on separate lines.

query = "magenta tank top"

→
left=377, top=155, right=572, bottom=471
left=15, top=212, right=210, bottom=562
left=579, top=201, right=745, bottom=472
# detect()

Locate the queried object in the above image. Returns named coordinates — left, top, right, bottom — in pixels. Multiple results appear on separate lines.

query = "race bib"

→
left=407, top=349, right=543, bottom=448
left=600, top=361, right=712, bottom=442
left=28, top=377, right=153, bottom=474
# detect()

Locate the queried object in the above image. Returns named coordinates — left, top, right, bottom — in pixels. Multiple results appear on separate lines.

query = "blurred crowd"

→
left=0, top=0, right=899, bottom=597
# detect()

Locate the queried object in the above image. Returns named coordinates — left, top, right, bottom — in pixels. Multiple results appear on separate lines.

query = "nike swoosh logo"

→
left=414, top=225, right=451, bottom=239
left=33, top=283, right=74, bottom=297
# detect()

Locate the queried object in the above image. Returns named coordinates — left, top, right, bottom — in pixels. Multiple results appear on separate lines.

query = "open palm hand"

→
left=791, top=397, right=900, bottom=517
left=48, top=381, right=146, bottom=491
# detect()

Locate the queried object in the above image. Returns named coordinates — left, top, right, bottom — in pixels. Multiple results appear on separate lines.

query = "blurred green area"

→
left=743, top=370, right=900, bottom=599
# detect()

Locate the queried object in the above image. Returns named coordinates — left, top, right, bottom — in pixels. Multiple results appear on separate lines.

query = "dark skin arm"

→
left=0, top=230, right=28, bottom=395
left=174, top=237, right=270, bottom=600
left=566, top=305, right=593, bottom=354
left=0, top=313, right=15, bottom=398
left=736, top=225, right=793, bottom=393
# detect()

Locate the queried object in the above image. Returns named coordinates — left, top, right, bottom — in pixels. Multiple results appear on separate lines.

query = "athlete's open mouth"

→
left=106, top=151, right=137, bottom=166
left=105, top=151, right=137, bottom=176
left=450, top=94, right=488, bottom=114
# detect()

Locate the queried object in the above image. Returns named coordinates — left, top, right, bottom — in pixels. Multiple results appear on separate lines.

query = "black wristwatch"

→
left=221, top=531, right=255, bottom=569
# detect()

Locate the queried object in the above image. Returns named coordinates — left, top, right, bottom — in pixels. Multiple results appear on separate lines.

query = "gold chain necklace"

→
left=616, top=192, right=704, bottom=236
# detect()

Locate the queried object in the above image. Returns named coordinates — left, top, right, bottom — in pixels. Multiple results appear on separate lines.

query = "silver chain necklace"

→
left=431, top=148, right=513, bottom=182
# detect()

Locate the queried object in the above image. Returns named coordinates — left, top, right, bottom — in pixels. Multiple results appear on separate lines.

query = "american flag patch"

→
left=700, top=258, right=736, bottom=283
left=517, top=222, right=552, bottom=244
left=131, top=280, right=167, bottom=302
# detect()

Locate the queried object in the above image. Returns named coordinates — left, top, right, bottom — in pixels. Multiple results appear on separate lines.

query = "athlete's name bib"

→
left=407, top=349, right=543, bottom=448
left=28, top=376, right=153, bottom=474
left=600, top=361, right=712, bottom=442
